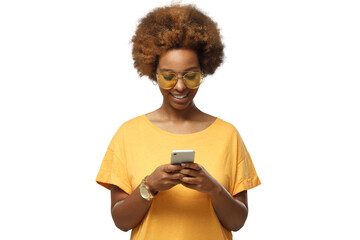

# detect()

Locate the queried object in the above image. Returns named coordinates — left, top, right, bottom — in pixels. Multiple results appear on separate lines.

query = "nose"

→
left=173, top=75, right=187, bottom=91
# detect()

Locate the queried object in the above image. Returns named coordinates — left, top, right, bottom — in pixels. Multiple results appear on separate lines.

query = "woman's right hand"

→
left=146, top=164, right=184, bottom=194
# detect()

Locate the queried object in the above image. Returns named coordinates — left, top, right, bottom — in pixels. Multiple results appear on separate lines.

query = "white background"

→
left=1, top=0, right=359, bottom=239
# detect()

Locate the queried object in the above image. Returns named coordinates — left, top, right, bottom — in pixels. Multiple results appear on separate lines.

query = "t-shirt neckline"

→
left=141, top=114, right=219, bottom=137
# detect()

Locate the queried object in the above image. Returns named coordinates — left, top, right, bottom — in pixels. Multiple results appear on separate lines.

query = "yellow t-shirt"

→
left=96, top=115, right=261, bottom=240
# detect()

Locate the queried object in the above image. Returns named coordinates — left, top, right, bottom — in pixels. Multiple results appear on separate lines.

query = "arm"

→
left=110, top=164, right=183, bottom=231
left=110, top=184, right=150, bottom=232
left=180, top=163, right=248, bottom=231
left=210, top=186, right=248, bottom=231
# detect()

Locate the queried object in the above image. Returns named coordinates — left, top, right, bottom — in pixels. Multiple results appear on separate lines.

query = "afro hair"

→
left=131, top=4, right=224, bottom=81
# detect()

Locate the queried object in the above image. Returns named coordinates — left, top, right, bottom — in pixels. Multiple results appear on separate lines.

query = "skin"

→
left=110, top=49, right=248, bottom=232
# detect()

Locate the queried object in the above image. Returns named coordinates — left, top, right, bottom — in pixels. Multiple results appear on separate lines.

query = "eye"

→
left=184, top=72, right=199, bottom=81
left=161, top=72, right=176, bottom=81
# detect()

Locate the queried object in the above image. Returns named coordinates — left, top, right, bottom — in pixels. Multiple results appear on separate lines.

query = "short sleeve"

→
left=96, top=126, right=132, bottom=194
left=230, top=131, right=261, bottom=196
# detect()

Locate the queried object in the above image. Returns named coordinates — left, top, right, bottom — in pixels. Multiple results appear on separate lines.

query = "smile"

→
left=170, top=93, right=189, bottom=99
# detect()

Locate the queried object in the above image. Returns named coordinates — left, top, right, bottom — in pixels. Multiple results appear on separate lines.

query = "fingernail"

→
left=181, top=163, right=185, bottom=167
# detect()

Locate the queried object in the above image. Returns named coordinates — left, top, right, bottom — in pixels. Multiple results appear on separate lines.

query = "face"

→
left=156, top=49, right=201, bottom=111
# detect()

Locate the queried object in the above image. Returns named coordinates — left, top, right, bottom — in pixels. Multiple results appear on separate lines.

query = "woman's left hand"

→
left=180, top=163, right=219, bottom=195
left=180, top=163, right=248, bottom=231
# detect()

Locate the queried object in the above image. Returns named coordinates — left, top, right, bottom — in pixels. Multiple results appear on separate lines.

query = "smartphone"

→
left=171, top=150, right=195, bottom=165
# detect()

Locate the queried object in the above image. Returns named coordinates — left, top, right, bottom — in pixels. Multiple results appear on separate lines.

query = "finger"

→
left=167, top=179, right=182, bottom=185
left=181, top=163, right=201, bottom=170
left=181, top=176, right=200, bottom=185
left=167, top=172, right=184, bottom=180
left=164, top=164, right=182, bottom=173
left=180, top=168, right=199, bottom=177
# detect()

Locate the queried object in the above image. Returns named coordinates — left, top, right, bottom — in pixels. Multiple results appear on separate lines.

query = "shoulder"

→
left=214, top=117, right=239, bottom=136
left=121, top=115, right=145, bottom=127
left=114, top=115, right=146, bottom=136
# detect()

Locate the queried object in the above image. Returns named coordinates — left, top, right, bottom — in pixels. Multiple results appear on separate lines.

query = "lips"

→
left=173, top=95, right=187, bottom=99
left=170, top=92, right=189, bottom=102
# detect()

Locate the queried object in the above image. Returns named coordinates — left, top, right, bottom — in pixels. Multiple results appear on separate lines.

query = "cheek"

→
left=159, top=88, right=169, bottom=97
left=189, top=89, right=198, bottom=97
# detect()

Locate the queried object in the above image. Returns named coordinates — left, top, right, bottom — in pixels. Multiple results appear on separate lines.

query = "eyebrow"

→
left=159, top=66, right=200, bottom=72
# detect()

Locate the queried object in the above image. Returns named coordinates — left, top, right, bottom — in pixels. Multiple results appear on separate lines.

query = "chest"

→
left=124, top=135, right=235, bottom=191
left=150, top=120, right=214, bottom=134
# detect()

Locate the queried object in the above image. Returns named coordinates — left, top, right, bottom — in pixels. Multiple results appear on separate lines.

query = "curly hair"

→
left=131, top=4, right=224, bottom=81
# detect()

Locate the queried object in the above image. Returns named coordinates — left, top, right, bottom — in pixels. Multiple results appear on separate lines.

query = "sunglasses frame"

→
left=156, top=71, right=204, bottom=90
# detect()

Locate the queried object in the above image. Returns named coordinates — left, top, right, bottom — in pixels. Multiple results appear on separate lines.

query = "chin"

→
left=169, top=101, right=194, bottom=111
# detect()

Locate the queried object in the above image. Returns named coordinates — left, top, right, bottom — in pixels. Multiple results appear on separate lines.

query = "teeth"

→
left=173, top=95, right=187, bottom=99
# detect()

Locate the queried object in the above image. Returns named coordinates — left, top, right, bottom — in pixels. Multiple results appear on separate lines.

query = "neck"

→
left=158, top=101, right=201, bottom=121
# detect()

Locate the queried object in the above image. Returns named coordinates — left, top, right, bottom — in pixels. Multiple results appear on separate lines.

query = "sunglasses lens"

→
left=157, top=72, right=204, bottom=89
left=184, top=72, right=203, bottom=89
left=157, top=72, right=177, bottom=89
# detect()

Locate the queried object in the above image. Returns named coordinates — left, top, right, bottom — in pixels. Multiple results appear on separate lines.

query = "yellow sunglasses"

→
left=156, top=71, right=204, bottom=90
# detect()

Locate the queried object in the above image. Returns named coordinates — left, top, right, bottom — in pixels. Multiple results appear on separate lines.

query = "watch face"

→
left=140, top=184, right=150, bottom=199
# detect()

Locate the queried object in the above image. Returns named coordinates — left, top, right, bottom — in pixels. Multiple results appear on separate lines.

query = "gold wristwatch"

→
left=140, top=176, right=155, bottom=201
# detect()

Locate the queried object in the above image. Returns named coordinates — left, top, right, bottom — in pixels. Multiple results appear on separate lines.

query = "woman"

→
left=96, top=4, right=261, bottom=240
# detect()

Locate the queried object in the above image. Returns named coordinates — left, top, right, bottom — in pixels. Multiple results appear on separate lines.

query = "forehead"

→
left=157, top=49, right=200, bottom=71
